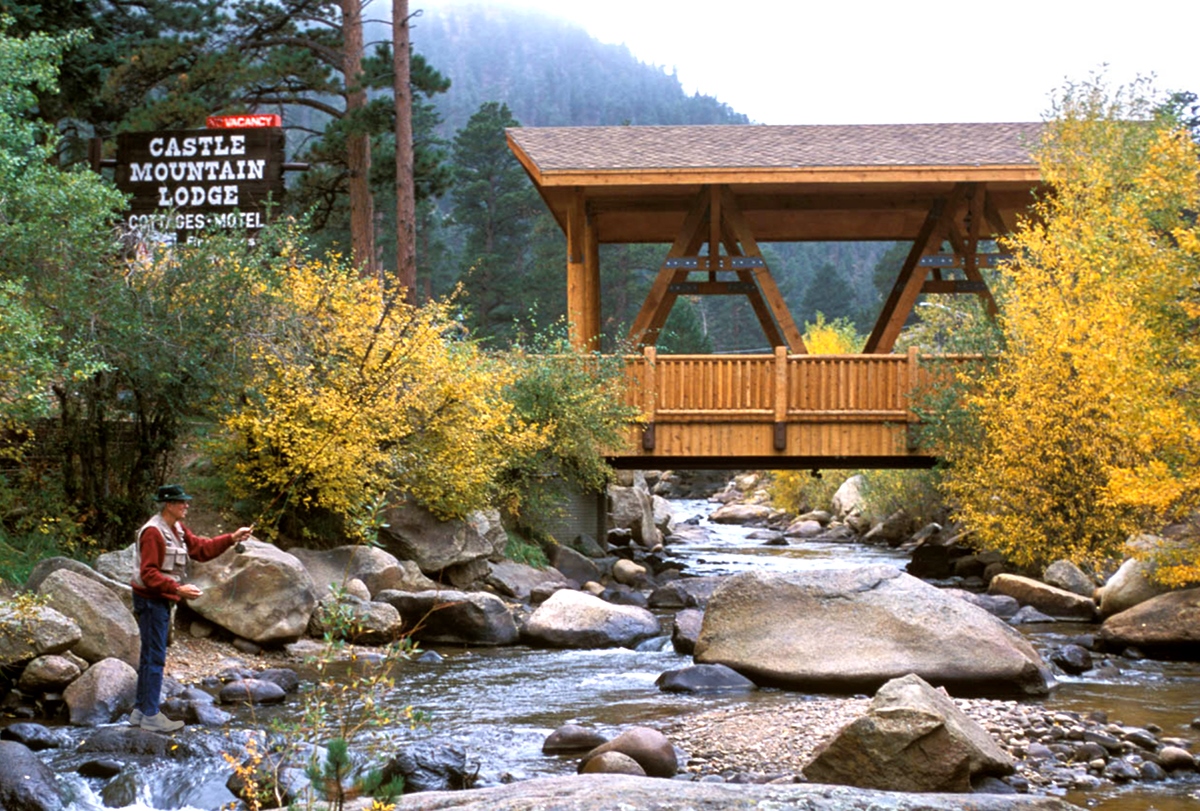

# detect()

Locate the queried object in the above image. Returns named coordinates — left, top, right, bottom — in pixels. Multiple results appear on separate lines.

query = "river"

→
left=43, top=499, right=1200, bottom=811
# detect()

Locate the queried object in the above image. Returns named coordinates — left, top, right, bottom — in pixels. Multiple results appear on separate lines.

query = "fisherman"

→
left=130, top=484, right=252, bottom=732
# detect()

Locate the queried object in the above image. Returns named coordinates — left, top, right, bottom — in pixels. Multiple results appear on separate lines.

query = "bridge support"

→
left=626, top=186, right=805, bottom=353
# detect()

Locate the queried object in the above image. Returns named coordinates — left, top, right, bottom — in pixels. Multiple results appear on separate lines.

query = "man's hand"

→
left=231, top=526, right=253, bottom=542
left=178, top=584, right=202, bottom=599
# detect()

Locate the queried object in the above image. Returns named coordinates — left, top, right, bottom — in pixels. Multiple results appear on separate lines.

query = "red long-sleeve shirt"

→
left=133, top=523, right=237, bottom=601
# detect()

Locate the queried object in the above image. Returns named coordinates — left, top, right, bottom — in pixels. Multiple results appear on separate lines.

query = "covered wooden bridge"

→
left=506, top=123, right=1043, bottom=469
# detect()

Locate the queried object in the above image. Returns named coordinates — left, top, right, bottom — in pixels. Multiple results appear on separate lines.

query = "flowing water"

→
left=40, top=499, right=1200, bottom=810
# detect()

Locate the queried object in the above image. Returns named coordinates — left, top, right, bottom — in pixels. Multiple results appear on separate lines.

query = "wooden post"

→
left=584, top=208, right=601, bottom=351
left=773, top=345, right=788, bottom=451
left=641, top=345, right=657, bottom=451
left=566, top=188, right=588, bottom=350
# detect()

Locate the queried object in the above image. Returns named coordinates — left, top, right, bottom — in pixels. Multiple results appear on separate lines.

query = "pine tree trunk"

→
left=393, top=0, right=416, bottom=302
left=342, top=0, right=376, bottom=278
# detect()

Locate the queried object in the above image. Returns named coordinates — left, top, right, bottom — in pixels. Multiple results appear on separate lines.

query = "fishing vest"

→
left=132, top=514, right=190, bottom=589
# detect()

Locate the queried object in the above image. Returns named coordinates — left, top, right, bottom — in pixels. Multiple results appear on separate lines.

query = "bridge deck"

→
left=611, top=349, right=974, bottom=470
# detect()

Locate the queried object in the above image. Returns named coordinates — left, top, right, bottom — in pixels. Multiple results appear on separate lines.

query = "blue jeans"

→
left=133, top=593, right=171, bottom=716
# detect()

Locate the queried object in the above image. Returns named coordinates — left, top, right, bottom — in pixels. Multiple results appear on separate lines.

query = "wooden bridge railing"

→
left=617, top=348, right=978, bottom=465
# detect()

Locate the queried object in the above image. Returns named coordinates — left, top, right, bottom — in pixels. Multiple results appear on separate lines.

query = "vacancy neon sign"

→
left=206, top=114, right=281, bottom=128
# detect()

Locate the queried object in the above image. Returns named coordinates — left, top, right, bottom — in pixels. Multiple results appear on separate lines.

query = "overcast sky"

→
left=412, top=0, right=1200, bottom=125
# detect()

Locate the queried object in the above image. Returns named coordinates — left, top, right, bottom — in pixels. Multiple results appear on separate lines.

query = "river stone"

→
left=378, top=503, right=506, bottom=574
left=0, top=603, right=81, bottom=668
left=655, top=664, right=756, bottom=693
left=651, top=495, right=674, bottom=536
left=612, top=558, right=648, bottom=586
left=522, top=589, right=660, bottom=649
left=188, top=541, right=317, bottom=643
left=1043, top=560, right=1096, bottom=598
left=804, top=674, right=1015, bottom=792
left=543, top=725, right=608, bottom=754
left=382, top=743, right=475, bottom=792
left=1096, top=545, right=1177, bottom=618
left=648, top=577, right=721, bottom=609
left=0, top=740, right=62, bottom=811
left=708, top=502, right=773, bottom=525
left=0, top=723, right=65, bottom=752
left=63, top=657, right=137, bottom=726
left=18, top=654, right=82, bottom=692
left=37, top=569, right=140, bottom=665
left=26, top=556, right=134, bottom=611
left=988, top=574, right=1097, bottom=621
left=551, top=545, right=600, bottom=585
left=386, top=774, right=1084, bottom=810
left=671, top=608, right=703, bottom=655
left=831, top=474, right=867, bottom=519
left=579, top=726, right=677, bottom=777
left=1049, top=644, right=1094, bottom=675
left=377, top=589, right=518, bottom=646
left=219, top=678, right=287, bottom=705
left=1099, top=587, right=1200, bottom=656
left=486, top=560, right=570, bottom=601
left=307, top=593, right=403, bottom=645
left=785, top=518, right=824, bottom=538
left=289, top=545, right=436, bottom=598
left=694, top=566, right=1053, bottom=696
left=579, top=751, right=645, bottom=775
left=944, top=589, right=1020, bottom=619
left=1158, top=746, right=1196, bottom=771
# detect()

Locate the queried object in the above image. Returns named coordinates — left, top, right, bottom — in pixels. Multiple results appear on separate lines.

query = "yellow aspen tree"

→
left=941, top=78, right=1200, bottom=580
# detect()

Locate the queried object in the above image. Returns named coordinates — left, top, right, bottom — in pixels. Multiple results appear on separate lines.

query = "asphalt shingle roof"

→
left=508, top=123, right=1043, bottom=173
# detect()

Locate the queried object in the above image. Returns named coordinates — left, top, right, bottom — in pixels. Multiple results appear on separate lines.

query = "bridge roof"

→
left=506, top=122, right=1045, bottom=242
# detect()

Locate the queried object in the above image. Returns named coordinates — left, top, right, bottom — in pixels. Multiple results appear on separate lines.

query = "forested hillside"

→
left=407, top=4, right=898, bottom=348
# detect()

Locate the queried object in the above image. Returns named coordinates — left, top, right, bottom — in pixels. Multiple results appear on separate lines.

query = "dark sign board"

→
left=115, top=128, right=286, bottom=239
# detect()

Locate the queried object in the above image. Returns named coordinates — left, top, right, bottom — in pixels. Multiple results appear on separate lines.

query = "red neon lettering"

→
left=206, top=114, right=281, bottom=129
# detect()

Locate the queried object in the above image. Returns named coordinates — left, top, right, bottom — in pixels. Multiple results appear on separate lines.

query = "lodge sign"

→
left=115, top=127, right=286, bottom=235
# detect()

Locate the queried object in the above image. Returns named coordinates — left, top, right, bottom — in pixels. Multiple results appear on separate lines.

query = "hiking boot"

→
left=139, top=712, right=184, bottom=733
left=128, top=708, right=143, bottom=726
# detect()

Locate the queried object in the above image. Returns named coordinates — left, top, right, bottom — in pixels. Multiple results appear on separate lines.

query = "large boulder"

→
left=18, top=655, right=83, bottom=693
left=307, top=594, right=404, bottom=645
left=1099, top=587, right=1200, bottom=657
left=36, top=569, right=140, bottom=665
left=93, top=543, right=140, bottom=584
left=189, top=541, right=317, bottom=644
left=804, top=674, right=1014, bottom=792
left=608, top=472, right=660, bottom=547
left=987, top=574, right=1097, bottom=621
left=377, top=589, right=518, bottom=646
left=0, top=741, right=62, bottom=811
left=486, top=561, right=570, bottom=602
left=1042, top=560, right=1096, bottom=598
left=522, top=589, right=660, bottom=649
left=26, top=556, right=133, bottom=611
left=1096, top=552, right=1178, bottom=618
left=377, top=503, right=506, bottom=575
left=63, top=657, right=137, bottom=727
left=0, top=604, right=81, bottom=668
left=289, top=545, right=436, bottom=598
left=694, top=566, right=1053, bottom=696
left=386, top=774, right=1081, bottom=810
left=831, top=474, right=867, bottom=520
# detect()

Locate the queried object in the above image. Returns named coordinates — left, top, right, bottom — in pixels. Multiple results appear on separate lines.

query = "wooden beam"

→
left=626, top=192, right=710, bottom=347
left=528, top=164, right=1042, bottom=188
left=962, top=183, right=999, bottom=317
left=863, top=196, right=950, bottom=354
left=721, top=187, right=806, bottom=353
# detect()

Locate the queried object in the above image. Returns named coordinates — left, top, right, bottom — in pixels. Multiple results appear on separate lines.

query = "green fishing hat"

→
left=156, top=484, right=193, bottom=503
